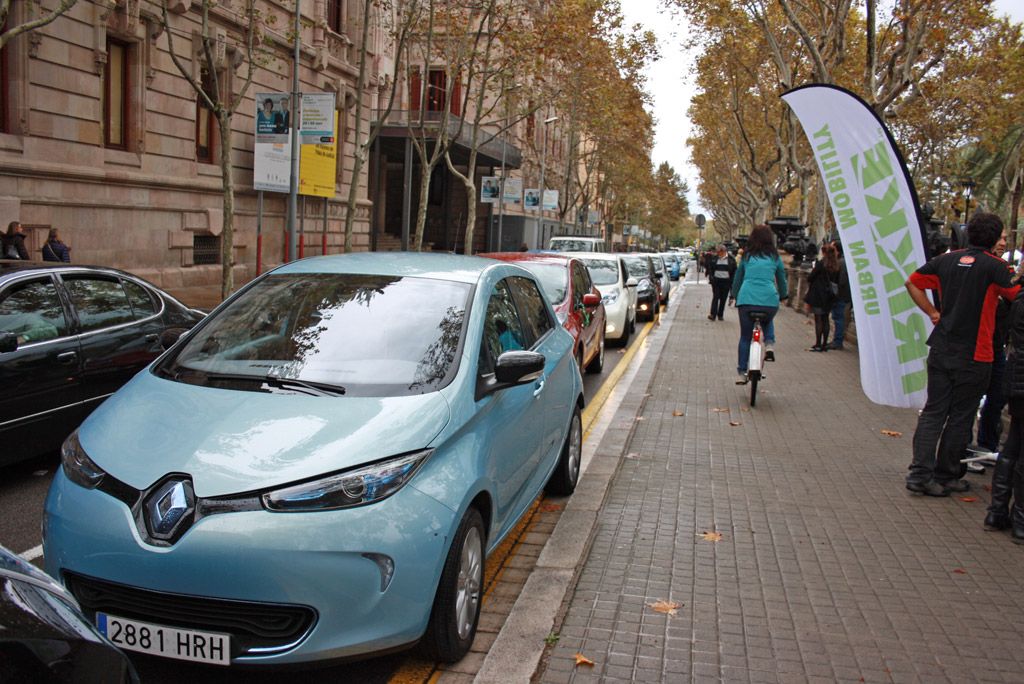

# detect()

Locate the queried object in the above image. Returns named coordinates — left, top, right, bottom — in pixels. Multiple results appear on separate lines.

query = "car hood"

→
left=79, top=372, right=451, bottom=497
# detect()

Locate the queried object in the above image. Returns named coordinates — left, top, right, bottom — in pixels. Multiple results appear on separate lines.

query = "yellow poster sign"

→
left=299, top=111, right=339, bottom=198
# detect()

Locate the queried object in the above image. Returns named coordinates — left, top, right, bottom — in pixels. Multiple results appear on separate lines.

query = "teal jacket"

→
left=730, top=254, right=788, bottom=307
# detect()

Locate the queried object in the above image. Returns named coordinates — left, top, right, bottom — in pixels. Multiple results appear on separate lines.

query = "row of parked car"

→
left=0, top=247, right=684, bottom=677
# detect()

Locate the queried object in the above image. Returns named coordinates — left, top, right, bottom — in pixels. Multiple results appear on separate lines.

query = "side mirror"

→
left=0, top=331, right=18, bottom=353
left=495, top=350, right=545, bottom=385
left=625, top=278, right=638, bottom=288
left=582, top=293, right=601, bottom=308
left=160, top=328, right=187, bottom=350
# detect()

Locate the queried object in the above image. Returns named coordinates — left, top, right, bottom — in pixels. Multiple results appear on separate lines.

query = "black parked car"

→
left=0, top=544, right=138, bottom=682
left=0, top=262, right=204, bottom=466
left=621, top=254, right=660, bottom=322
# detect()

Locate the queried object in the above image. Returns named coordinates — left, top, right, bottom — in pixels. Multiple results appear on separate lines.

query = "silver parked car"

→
left=576, top=252, right=637, bottom=346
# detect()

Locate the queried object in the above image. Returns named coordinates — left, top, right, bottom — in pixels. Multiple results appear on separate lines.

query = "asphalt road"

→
left=0, top=283, right=671, bottom=682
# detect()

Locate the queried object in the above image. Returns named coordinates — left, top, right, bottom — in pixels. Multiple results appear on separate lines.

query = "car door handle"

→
left=533, top=379, right=545, bottom=397
left=57, top=351, right=78, bottom=365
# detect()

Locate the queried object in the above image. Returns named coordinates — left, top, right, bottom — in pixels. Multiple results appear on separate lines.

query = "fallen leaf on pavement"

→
left=740, top=407, right=750, bottom=412
left=672, top=410, right=685, bottom=417
left=625, top=452, right=642, bottom=460
left=713, top=407, right=730, bottom=413
left=540, top=503, right=563, bottom=512
left=729, top=421, right=742, bottom=427
left=880, top=430, right=902, bottom=438
left=635, top=416, right=645, bottom=421
left=574, top=653, right=595, bottom=667
left=959, top=496, right=978, bottom=503
left=952, top=568, right=967, bottom=575
left=699, top=531, right=723, bottom=542
left=646, top=599, right=682, bottom=616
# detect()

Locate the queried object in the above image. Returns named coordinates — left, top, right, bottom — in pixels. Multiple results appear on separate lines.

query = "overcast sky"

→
left=620, top=0, right=1024, bottom=217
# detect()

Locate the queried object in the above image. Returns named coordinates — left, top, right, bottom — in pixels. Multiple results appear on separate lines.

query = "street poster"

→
left=542, top=189, right=558, bottom=212
left=481, top=176, right=499, bottom=204
left=300, top=92, right=336, bottom=145
left=255, top=92, right=291, bottom=144
left=299, top=111, right=339, bottom=198
left=524, top=188, right=540, bottom=209
left=502, top=177, right=522, bottom=205
left=783, top=84, right=930, bottom=409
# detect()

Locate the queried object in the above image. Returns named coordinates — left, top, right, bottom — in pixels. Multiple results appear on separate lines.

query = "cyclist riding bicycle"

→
left=730, top=224, right=789, bottom=385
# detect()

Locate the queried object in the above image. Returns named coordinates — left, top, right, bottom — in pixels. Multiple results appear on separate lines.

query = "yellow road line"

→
left=389, top=325, right=651, bottom=683
left=581, top=321, right=652, bottom=440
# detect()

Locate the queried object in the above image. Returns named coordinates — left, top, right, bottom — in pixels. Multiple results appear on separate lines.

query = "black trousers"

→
left=710, top=279, right=730, bottom=319
left=908, top=356, right=991, bottom=486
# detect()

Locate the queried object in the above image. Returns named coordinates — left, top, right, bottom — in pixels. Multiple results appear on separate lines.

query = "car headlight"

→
left=262, top=449, right=433, bottom=512
left=602, top=289, right=619, bottom=305
left=61, top=430, right=106, bottom=489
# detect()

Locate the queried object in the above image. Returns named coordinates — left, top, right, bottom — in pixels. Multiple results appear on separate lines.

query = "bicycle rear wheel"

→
left=749, top=371, right=759, bottom=407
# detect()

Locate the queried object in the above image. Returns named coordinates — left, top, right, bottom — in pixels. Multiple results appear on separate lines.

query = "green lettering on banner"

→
left=849, top=240, right=867, bottom=256
left=837, top=207, right=856, bottom=229
left=813, top=123, right=831, bottom=140
left=865, top=179, right=908, bottom=239
left=875, top=231, right=918, bottom=294
left=852, top=140, right=894, bottom=188
left=902, top=368, right=928, bottom=394
left=887, top=289, right=915, bottom=316
left=893, top=311, right=929, bottom=364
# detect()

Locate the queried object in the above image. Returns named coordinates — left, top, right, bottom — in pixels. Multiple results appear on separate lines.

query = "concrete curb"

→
left=473, top=281, right=692, bottom=683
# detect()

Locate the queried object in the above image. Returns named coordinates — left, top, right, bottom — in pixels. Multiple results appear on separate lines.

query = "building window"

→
left=104, top=39, right=129, bottom=149
left=327, top=0, right=343, bottom=34
left=196, top=68, right=216, bottom=163
left=193, top=234, right=220, bottom=265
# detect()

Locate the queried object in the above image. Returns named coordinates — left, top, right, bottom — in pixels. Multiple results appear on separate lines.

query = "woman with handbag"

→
left=2, top=221, right=28, bottom=260
left=42, top=228, right=71, bottom=262
left=804, top=242, right=840, bottom=351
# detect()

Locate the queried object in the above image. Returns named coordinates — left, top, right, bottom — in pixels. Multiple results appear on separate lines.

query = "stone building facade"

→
left=0, top=0, right=382, bottom=307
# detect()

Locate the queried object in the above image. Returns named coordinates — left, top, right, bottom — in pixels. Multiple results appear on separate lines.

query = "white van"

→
left=548, top=236, right=608, bottom=253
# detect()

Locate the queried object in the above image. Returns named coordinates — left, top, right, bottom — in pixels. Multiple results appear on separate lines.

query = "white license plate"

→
left=97, top=613, right=231, bottom=665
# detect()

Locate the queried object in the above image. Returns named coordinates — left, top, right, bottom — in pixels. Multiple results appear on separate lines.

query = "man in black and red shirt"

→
left=905, top=213, right=1018, bottom=496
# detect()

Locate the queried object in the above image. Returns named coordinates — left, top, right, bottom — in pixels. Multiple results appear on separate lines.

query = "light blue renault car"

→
left=43, top=253, right=583, bottom=667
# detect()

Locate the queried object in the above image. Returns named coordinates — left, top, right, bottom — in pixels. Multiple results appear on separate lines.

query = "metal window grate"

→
left=193, top=234, right=220, bottom=265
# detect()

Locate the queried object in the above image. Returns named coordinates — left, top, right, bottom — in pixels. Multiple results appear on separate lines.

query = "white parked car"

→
left=576, top=252, right=637, bottom=345
left=548, top=236, right=608, bottom=253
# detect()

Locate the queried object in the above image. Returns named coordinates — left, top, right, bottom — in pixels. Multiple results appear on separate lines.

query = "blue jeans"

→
left=737, top=305, right=778, bottom=373
left=830, top=300, right=848, bottom=346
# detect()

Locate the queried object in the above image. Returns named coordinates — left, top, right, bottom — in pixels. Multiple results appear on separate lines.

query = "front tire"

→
left=546, top=406, right=582, bottom=495
left=422, top=508, right=485, bottom=662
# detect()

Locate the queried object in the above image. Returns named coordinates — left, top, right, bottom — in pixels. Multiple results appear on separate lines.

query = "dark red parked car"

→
left=481, top=252, right=607, bottom=374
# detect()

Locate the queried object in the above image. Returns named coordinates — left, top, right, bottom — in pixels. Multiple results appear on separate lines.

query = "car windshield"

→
left=622, top=257, right=651, bottom=279
left=550, top=239, right=596, bottom=252
left=157, top=273, right=471, bottom=397
left=579, top=258, right=619, bottom=286
left=652, top=258, right=666, bottom=275
left=513, top=262, right=568, bottom=305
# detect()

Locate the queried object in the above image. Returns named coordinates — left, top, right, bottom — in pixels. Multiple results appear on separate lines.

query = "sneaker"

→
left=829, top=342, right=844, bottom=350
left=717, top=316, right=724, bottom=321
left=736, top=371, right=749, bottom=385
left=965, top=443, right=998, bottom=459
left=941, top=479, right=971, bottom=493
left=906, top=480, right=949, bottom=497
left=707, top=314, right=715, bottom=321
left=764, top=342, right=775, bottom=362
left=965, top=461, right=986, bottom=474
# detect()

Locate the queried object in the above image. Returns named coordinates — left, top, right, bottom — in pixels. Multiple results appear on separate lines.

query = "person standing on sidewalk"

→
left=988, top=287, right=1024, bottom=540
left=804, top=242, right=839, bottom=351
left=830, top=241, right=852, bottom=349
left=707, top=244, right=736, bottom=321
left=904, top=214, right=1018, bottom=497
left=731, top=224, right=788, bottom=384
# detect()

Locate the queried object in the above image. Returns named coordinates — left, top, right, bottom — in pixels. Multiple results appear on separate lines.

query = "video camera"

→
left=767, top=216, right=817, bottom=266
left=920, top=203, right=956, bottom=255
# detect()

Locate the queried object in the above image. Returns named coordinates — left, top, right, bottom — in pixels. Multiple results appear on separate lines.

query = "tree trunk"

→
left=218, top=115, right=235, bottom=301
left=414, top=168, right=431, bottom=251
left=343, top=0, right=373, bottom=253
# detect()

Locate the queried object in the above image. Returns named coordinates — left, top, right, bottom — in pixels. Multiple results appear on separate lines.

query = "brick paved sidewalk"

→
left=537, top=280, right=1024, bottom=683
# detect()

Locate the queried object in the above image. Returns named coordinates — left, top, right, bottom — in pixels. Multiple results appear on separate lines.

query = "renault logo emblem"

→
left=144, top=478, right=195, bottom=542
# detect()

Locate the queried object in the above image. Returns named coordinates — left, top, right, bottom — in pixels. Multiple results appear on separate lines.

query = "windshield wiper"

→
left=264, top=377, right=346, bottom=396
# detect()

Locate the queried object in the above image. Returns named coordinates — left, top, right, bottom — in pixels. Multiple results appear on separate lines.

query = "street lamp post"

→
left=960, top=177, right=976, bottom=224
left=538, top=116, right=559, bottom=244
